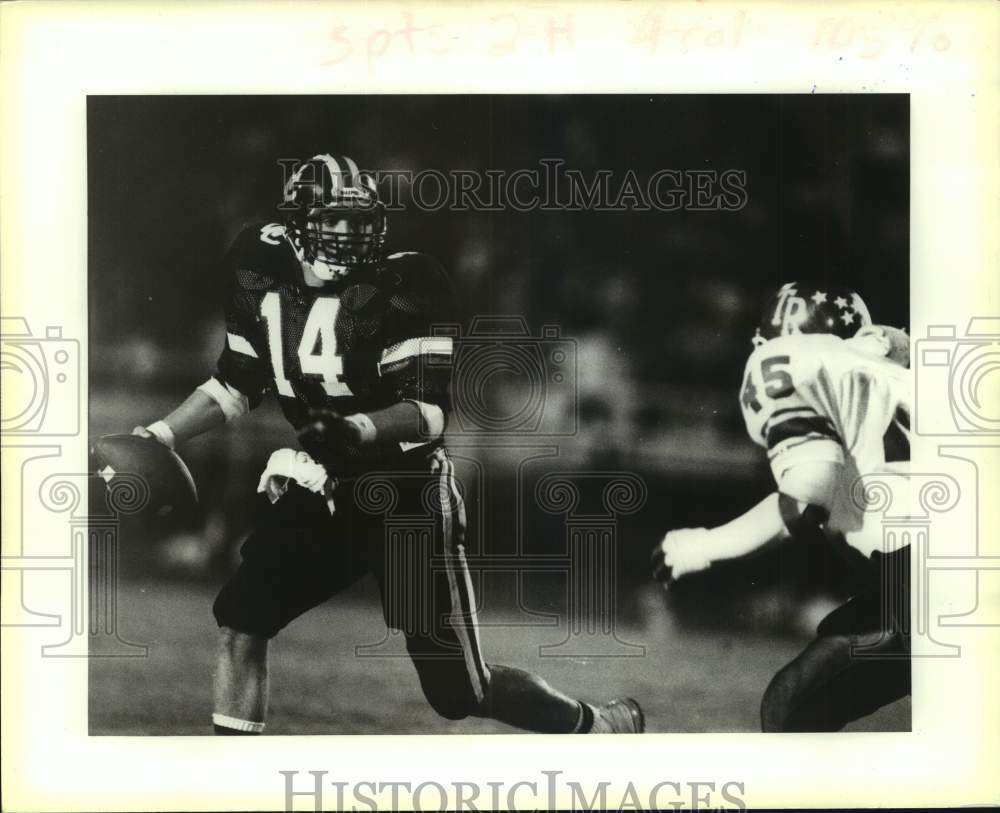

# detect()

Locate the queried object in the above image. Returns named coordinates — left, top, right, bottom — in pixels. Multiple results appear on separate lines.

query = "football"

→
left=90, top=433, right=199, bottom=519
left=877, top=324, right=911, bottom=369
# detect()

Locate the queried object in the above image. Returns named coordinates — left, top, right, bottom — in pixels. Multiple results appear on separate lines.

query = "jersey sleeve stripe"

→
left=379, top=336, right=453, bottom=367
left=769, top=406, right=821, bottom=420
left=767, top=435, right=840, bottom=461
left=226, top=331, right=258, bottom=358
left=766, top=415, right=841, bottom=451
left=759, top=407, right=823, bottom=443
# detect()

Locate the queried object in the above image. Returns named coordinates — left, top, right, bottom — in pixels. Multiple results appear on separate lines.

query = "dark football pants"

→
left=212, top=447, right=491, bottom=720
left=761, top=545, right=911, bottom=732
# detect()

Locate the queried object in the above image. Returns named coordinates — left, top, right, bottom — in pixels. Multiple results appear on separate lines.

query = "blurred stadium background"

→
left=88, top=94, right=909, bottom=733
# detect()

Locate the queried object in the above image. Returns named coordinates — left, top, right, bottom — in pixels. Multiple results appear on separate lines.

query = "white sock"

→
left=212, top=712, right=264, bottom=733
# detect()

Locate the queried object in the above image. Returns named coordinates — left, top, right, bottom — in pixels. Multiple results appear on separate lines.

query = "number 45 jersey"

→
left=214, top=222, right=455, bottom=439
left=739, top=332, right=913, bottom=555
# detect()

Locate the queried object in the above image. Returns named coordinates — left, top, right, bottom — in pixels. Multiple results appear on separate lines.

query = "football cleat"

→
left=281, top=154, right=387, bottom=282
left=753, top=282, right=872, bottom=346
left=590, top=698, right=645, bottom=734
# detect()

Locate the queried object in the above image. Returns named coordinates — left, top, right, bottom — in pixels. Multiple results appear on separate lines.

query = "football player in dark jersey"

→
left=135, top=154, right=643, bottom=735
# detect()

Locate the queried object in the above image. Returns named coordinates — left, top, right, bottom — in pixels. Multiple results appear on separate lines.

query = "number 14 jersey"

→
left=214, top=222, right=455, bottom=432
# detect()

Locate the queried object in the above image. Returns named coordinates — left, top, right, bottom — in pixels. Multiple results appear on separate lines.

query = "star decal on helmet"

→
left=840, top=309, right=855, bottom=325
left=811, top=291, right=827, bottom=305
left=834, top=296, right=848, bottom=309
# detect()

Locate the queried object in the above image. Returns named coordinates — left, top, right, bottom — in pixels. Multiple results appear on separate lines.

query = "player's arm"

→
left=134, top=336, right=266, bottom=449
left=296, top=398, right=444, bottom=465
left=132, top=389, right=226, bottom=448
left=132, top=376, right=256, bottom=449
left=652, top=460, right=841, bottom=585
left=354, top=399, right=445, bottom=444
left=296, top=352, right=450, bottom=462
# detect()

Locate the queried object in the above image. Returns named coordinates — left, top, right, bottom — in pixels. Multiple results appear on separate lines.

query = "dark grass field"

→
left=89, top=578, right=910, bottom=735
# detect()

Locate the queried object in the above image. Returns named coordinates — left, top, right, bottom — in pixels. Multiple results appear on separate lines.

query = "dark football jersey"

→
left=214, top=222, right=455, bottom=439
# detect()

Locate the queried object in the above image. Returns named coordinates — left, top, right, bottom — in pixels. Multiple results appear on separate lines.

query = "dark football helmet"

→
left=753, top=281, right=872, bottom=346
left=282, top=154, right=387, bottom=282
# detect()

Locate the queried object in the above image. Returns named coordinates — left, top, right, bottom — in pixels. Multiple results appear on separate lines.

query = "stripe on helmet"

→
left=340, top=155, right=360, bottom=183
left=318, top=154, right=342, bottom=192
left=310, top=153, right=364, bottom=195
left=330, top=154, right=360, bottom=188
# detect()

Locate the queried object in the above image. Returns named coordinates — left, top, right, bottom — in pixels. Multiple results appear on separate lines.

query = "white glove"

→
left=257, top=448, right=336, bottom=513
left=652, top=527, right=712, bottom=585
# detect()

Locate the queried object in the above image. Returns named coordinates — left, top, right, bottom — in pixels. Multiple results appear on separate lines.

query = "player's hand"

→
left=651, top=528, right=712, bottom=588
left=297, top=409, right=363, bottom=471
left=132, top=423, right=175, bottom=448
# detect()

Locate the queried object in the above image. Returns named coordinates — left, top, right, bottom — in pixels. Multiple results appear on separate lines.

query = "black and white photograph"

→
left=87, top=93, right=911, bottom=736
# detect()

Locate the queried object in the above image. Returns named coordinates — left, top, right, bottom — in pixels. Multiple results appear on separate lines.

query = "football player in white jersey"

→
left=652, top=282, right=912, bottom=731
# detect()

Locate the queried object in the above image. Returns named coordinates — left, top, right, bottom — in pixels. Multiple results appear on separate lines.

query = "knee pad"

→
left=212, top=577, right=282, bottom=639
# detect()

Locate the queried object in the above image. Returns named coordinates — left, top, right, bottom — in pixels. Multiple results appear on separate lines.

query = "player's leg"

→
left=399, top=536, right=592, bottom=733
left=474, top=665, right=646, bottom=734
left=405, top=642, right=599, bottom=732
left=760, top=631, right=910, bottom=732
left=401, top=559, right=640, bottom=732
left=212, top=627, right=269, bottom=734
left=761, top=545, right=911, bottom=732
left=380, top=449, right=642, bottom=733
left=474, top=664, right=584, bottom=731
left=211, top=486, right=366, bottom=735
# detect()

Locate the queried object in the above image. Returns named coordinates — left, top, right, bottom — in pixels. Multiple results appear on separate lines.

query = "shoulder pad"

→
left=339, top=282, right=380, bottom=314
left=380, top=251, right=451, bottom=296
left=748, top=333, right=842, bottom=367
left=226, top=223, right=297, bottom=290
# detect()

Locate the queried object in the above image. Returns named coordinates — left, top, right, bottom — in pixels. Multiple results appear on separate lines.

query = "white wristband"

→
left=146, top=420, right=176, bottom=450
left=344, top=413, right=377, bottom=444
left=197, top=377, right=250, bottom=422
left=405, top=400, right=446, bottom=439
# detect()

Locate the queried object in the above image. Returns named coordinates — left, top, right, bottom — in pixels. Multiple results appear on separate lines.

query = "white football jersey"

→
left=739, top=331, right=912, bottom=556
